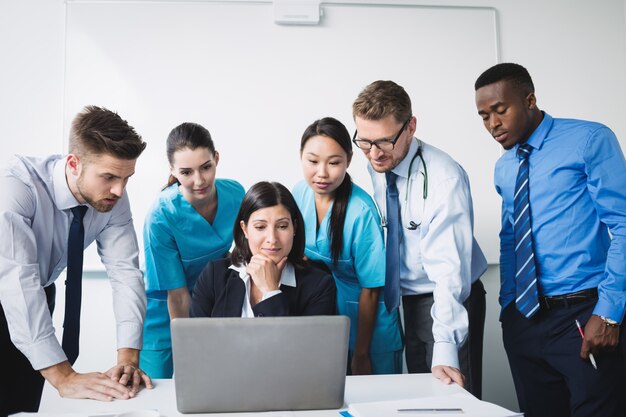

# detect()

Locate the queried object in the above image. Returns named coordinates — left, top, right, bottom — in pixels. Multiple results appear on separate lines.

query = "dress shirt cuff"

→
left=116, top=322, right=144, bottom=350
left=431, top=341, right=460, bottom=370
left=24, top=335, right=68, bottom=371
left=262, top=290, right=282, bottom=301
left=592, top=299, right=624, bottom=324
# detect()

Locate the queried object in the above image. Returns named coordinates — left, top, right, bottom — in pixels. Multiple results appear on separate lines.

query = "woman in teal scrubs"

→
left=141, top=122, right=245, bottom=378
left=292, top=117, right=403, bottom=374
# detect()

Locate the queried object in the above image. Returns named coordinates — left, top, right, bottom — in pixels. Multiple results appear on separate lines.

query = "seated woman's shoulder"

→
left=302, top=259, right=332, bottom=275
left=297, top=260, right=334, bottom=289
left=295, top=260, right=337, bottom=314
left=212, top=256, right=233, bottom=268
left=198, top=256, right=233, bottom=278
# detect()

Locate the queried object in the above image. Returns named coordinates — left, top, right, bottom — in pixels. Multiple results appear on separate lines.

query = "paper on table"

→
left=10, top=413, right=85, bottom=417
left=10, top=412, right=103, bottom=417
left=11, top=412, right=162, bottom=417
left=348, top=393, right=523, bottom=417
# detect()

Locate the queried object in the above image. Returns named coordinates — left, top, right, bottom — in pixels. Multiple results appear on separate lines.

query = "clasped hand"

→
left=44, top=359, right=153, bottom=402
left=105, top=361, right=153, bottom=395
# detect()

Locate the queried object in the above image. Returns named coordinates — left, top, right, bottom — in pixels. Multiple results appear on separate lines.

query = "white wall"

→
left=3, top=0, right=626, bottom=413
left=0, top=0, right=66, bottom=155
left=62, top=2, right=503, bottom=266
left=3, top=1, right=625, bottom=158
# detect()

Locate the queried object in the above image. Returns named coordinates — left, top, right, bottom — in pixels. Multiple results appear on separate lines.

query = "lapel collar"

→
left=213, top=275, right=246, bottom=317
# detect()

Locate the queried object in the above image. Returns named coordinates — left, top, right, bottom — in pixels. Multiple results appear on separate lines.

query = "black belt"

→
left=539, top=288, right=598, bottom=310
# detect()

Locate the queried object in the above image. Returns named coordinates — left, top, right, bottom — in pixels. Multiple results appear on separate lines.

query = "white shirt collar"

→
left=229, top=261, right=296, bottom=287
left=229, top=262, right=296, bottom=318
left=52, top=157, right=83, bottom=210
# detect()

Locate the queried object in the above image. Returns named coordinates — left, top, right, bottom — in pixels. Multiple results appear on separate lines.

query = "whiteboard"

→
left=64, top=1, right=501, bottom=268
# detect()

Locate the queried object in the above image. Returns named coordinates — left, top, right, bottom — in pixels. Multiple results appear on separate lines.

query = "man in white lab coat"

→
left=352, top=80, right=488, bottom=397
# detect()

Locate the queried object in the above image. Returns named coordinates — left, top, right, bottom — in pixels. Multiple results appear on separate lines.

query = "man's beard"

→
left=76, top=176, right=119, bottom=213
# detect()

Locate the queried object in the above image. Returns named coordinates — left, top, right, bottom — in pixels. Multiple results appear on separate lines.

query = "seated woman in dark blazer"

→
left=190, top=181, right=336, bottom=317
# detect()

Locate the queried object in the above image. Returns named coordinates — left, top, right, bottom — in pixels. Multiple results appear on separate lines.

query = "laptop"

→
left=171, top=315, right=350, bottom=413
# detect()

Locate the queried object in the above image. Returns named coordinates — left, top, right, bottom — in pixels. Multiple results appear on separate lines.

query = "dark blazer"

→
left=190, top=258, right=336, bottom=318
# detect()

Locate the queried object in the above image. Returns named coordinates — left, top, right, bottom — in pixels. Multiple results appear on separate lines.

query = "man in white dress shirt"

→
left=0, top=106, right=152, bottom=417
left=352, top=80, right=488, bottom=397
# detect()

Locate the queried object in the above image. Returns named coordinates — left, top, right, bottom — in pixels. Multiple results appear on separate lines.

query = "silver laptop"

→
left=171, top=315, right=350, bottom=413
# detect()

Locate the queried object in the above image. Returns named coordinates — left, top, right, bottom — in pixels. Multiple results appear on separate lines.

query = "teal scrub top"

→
left=142, top=179, right=245, bottom=349
left=292, top=181, right=402, bottom=353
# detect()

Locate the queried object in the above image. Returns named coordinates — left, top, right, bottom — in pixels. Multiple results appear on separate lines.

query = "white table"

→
left=33, top=374, right=469, bottom=416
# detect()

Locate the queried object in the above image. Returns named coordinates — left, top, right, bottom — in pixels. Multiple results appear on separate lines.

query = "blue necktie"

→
left=62, top=205, right=88, bottom=364
left=513, top=144, right=540, bottom=318
left=384, top=171, right=401, bottom=312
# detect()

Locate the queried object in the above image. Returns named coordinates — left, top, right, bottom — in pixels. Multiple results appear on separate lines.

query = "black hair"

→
left=474, top=63, right=535, bottom=94
left=230, top=182, right=306, bottom=268
left=164, top=122, right=216, bottom=189
left=300, top=117, right=353, bottom=264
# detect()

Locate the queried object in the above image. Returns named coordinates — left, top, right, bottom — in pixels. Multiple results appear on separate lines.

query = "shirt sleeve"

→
left=420, top=174, right=473, bottom=370
left=0, top=176, right=67, bottom=369
left=96, top=192, right=146, bottom=351
left=143, top=205, right=188, bottom=292
left=351, top=206, right=386, bottom=289
left=584, top=127, right=626, bottom=323
left=497, top=191, right=516, bottom=310
left=262, top=290, right=283, bottom=300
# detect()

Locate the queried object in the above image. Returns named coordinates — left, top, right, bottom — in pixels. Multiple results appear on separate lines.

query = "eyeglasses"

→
left=352, top=118, right=410, bottom=151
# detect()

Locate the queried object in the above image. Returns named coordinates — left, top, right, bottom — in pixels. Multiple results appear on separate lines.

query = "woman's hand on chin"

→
left=246, top=254, right=287, bottom=293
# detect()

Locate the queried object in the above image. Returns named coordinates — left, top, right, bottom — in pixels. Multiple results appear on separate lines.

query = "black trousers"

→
left=0, top=284, right=55, bottom=417
left=502, top=299, right=626, bottom=417
left=403, top=279, right=486, bottom=399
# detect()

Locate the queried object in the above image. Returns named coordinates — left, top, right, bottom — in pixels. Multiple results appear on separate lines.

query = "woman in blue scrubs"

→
left=141, top=122, right=245, bottom=378
left=292, top=117, right=403, bottom=374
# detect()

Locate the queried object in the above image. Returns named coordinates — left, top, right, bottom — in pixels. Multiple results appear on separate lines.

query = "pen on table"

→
left=575, top=319, right=597, bottom=370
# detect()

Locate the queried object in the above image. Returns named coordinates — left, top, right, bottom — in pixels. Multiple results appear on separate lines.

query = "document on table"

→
left=11, top=412, right=298, bottom=417
left=11, top=412, right=164, bottom=417
left=347, top=393, right=523, bottom=417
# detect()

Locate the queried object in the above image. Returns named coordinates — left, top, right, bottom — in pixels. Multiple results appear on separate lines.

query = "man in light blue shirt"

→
left=475, top=63, right=626, bottom=417
left=0, top=106, right=153, bottom=417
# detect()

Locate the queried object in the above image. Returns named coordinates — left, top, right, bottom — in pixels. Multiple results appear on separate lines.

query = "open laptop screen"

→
left=171, top=315, right=349, bottom=413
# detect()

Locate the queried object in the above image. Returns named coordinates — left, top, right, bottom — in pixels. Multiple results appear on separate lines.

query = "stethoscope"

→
left=380, top=139, right=428, bottom=231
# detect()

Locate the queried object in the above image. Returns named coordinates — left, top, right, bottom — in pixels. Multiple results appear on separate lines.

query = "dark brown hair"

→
left=69, top=105, right=146, bottom=160
left=164, top=122, right=216, bottom=189
left=231, top=182, right=305, bottom=267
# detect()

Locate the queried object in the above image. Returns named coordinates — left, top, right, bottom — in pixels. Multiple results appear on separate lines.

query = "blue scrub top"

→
left=292, top=180, right=402, bottom=353
left=143, top=179, right=245, bottom=349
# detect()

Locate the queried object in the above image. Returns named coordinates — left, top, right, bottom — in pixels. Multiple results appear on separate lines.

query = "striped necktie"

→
left=62, top=205, right=88, bottom=364
left=384, top=171, right=401, bottom=312
left=514, top=143, right=540, bottom=318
